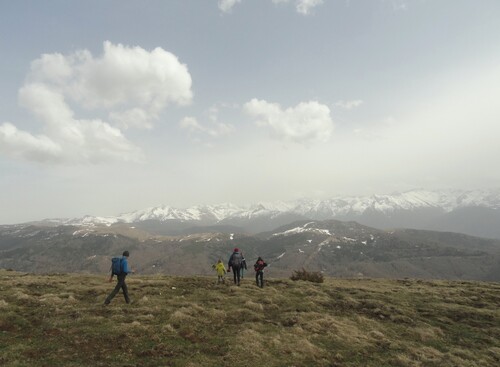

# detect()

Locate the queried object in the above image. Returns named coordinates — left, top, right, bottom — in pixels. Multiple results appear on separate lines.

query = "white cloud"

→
left=0, top=122, right=62, bottom=162
left=296, top=0, right=324, bottom=15
left=1, top=41, right=193, bottom=164
left=29, top=53, right=74, bottom=84
left=180, top=116, right=203, bottom=131
left=384, top=0, right=409, bottom=11
left=180, top=108, right=234, bottom=139
left=244, top=99, right=333, bottom=144
left=224, top=0, right=323, bottom=15
left=74, top=42, right=192, bottom=112
left=12, top=82, right=142, bottom=163
left=28, top=41, right=192, bottom=127
left=109, top=108, right=154, bottom=130
left=334, top=99, right=364, bottom=110
left=218, top=0, right=242, bottom=13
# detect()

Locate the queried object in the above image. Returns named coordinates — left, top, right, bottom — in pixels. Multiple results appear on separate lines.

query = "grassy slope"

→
left=0, top=270, right=499, bottom=367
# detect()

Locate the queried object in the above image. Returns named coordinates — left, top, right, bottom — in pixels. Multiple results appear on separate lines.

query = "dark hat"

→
left=122, top=250, right=130, bottom=257
left=234, top=248, right=239, bottom=252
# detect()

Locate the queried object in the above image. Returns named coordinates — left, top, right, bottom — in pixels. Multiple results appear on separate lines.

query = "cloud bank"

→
left=0, top=41, right=193, bottom=164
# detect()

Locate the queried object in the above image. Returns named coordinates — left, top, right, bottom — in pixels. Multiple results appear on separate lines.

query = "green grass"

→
left=0, top=270, right=499, bottom=366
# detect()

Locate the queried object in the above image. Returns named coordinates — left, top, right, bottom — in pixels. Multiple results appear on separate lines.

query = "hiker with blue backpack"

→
left=104, top=251, right=132, bottom=305
left=228, top=248, right=244, bottom=286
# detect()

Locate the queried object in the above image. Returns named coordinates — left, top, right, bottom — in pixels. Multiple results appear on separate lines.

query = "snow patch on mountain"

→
left=272, top=223, right=332, bottom=237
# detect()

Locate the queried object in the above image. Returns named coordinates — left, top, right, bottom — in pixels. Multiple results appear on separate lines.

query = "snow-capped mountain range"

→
left=48, top=189, right=500, bottom=238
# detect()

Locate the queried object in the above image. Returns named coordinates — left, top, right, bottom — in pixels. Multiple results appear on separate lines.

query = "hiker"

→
left=254, top=256, right=268, bottom=288
left=104, top=251, right=132, bottom=305
left=228, top=247, right=244, bottom=286
left=239, top=254, right=248, bottom=279
left=213, top=259, right=227, bottom=284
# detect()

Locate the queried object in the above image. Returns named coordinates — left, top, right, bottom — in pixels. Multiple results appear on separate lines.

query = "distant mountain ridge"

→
left=40, top=188, right=500, bottom=239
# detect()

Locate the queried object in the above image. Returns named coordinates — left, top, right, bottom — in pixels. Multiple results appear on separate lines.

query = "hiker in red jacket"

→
left=254, top=256, right=268, bottom=288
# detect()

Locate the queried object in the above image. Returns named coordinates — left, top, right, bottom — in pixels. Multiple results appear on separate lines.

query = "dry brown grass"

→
left=0, top=270, right=499, bottom=366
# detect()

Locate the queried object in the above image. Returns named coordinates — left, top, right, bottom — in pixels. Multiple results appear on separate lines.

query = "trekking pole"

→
left=266, top=253, right=285, bottom=267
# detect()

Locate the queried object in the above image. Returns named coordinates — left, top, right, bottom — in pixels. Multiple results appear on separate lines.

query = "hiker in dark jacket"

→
left=254, top=256, right=268, bottom=288
left=105, top=251, right=132, bottom=305
left=228, top=248, right=244, bottom=286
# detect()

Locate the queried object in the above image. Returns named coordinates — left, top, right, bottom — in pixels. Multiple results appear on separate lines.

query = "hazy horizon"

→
left=1, top=1, right=500, bottom=224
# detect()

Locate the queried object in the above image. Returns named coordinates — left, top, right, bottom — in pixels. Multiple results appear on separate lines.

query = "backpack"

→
left=231, top=252, right=243, bottom=267
left=111, top=257, right=123, bottom=275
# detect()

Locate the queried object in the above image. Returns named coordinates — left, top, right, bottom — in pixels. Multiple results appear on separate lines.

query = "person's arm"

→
left=108, top=264, right=114, bottom=282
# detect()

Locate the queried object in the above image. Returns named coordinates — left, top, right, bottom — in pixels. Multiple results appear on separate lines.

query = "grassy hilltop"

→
left=0, top=270, right=499, bottom=367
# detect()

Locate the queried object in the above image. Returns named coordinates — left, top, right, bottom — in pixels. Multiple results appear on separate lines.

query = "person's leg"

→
left=105, top=278, right=122, bottom=304
left=233, top=267, right=238, bottom=284
left=121, top=276, right=130, bottom=303
left=259, top=272, right=264, bottom=288
left=255, top=271, right=259, bottom=286
left=236, top=267, right=241, bottom=285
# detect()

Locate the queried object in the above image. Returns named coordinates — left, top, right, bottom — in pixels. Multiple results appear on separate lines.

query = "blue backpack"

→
left=111, top=257, right=123, bottom=275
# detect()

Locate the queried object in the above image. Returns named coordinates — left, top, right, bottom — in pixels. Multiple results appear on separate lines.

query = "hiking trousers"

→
left=105, top=274, right=130, bottom=304
left=232, top=265, right=241, bottom=285
left=256, top=270, right=264, bottom=288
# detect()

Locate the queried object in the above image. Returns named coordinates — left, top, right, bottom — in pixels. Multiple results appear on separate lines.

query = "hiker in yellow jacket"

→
left=213, top=259, right=227, bottom=284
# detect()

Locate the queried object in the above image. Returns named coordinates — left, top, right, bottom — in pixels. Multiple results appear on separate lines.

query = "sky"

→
left=1, top=0, right=500, bottom=224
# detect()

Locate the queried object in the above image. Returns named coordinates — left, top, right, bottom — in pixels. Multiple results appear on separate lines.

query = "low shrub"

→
left=290, top=268, right=324, bottom=283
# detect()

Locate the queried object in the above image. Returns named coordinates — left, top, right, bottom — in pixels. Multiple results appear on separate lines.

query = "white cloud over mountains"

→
left=244, top=99, right=333, bottom=144
left=0, top=42, right=192, bottom=164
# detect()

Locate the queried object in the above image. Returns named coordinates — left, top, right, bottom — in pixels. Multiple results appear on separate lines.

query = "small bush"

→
left=290, top=268, right=324, bottom=283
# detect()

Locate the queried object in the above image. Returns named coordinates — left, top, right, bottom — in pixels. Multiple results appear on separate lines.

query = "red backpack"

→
left=254, top=260, right=265, bottom=272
